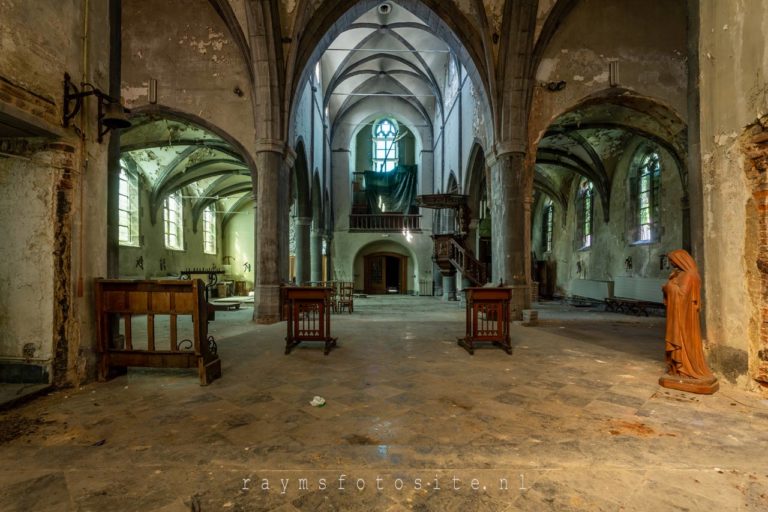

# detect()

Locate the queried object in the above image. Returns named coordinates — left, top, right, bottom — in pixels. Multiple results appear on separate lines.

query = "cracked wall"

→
left=0, top=1, right=110, bottom=386
left=698, top=0, right=768, bottom=388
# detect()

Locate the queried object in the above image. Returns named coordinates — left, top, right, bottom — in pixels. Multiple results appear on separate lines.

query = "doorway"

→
left=364, top=252, right=407, bottom=294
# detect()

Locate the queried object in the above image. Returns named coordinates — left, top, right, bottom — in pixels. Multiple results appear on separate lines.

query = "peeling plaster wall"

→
left=529, top=0, right=687, bottom=140
left=698, top=1, right=768, bottom=387
left=0, top=158, right=56, bottom=364
left=540, top=143, right=684, bottom=294
left=121, top=0, right=256, bottom=164
left=222, top=204, right=255, bottom=285
left=0, top=0, right=110, bottom=385
left=117, top=182, right=223, bottom=280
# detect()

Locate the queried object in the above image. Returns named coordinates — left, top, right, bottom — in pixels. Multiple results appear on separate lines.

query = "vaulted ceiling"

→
left=319, top=2, right=456, bottom=131
left=120, top=116, right=252, bottom=230
left=534, top=92, right=688, bottom=219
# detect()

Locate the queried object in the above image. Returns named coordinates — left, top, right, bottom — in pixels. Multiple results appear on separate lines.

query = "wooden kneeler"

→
left=95, top=279, right=222, bottom=385
left=458, top=287, right=512, bottom=355
left=284, top=286, right=338, bottom=355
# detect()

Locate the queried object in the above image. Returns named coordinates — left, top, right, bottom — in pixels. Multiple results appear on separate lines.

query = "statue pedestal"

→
left=659, top=374, right=719, bottom=395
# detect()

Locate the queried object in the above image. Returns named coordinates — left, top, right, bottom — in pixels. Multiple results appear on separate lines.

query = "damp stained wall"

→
left=121, top=0, right=256, bottom=164
left=532, top=139, right=684, bottom=294
left=117, top=180, right=223, bottom=279
left=222, top=203, right=255, bottom=285
left=0, top=0, right=110, bottom=384
left=529, top=0, right=687, bottom=139
left=0, top=159, right=56, bottom=363
left=697, top=0, right=768, bottom=386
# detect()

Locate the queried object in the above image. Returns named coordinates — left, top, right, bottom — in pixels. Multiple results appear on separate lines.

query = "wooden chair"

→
left=337, top=281, right=354, bottom=314
left=328, top=281, right=340, bottom=313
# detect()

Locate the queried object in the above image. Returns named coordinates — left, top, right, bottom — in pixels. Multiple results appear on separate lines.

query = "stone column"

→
left=278, top=149, right=295, bottom=284
left=310, top=227, right=323, bottom=282
left=487, top=150, right=532, bottom=320
left=294, top=216, right=311, bottom=285
left=432, top=262, right=443, bottom=297
left=442, top=273, right=457, bottom=301
left=253, top=149, right=284, bottom=324
left=324, top=235, right=333, bottom=281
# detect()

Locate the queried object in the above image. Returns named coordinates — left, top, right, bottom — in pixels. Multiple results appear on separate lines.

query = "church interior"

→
left=1, top=0, right=768, bottom=509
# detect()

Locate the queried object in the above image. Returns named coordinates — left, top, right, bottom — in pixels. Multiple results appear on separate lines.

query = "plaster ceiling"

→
left=120, top=115, right=252, bottom=226
left=320, top=2, right=457, bottom=128
left=534, top=95, right=687, bottom=219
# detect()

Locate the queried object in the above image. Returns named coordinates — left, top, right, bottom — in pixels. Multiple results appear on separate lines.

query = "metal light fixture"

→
left=63, top=72, right=131, bottom=142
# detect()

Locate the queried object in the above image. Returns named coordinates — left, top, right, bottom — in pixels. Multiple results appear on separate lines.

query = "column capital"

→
left=254, top=140, right=298, bottom=171
left=254, top=139, right=286, bottom=154
left=486, top=142, right=527, bottom=168
left=296, top=216, right=313, bottom=226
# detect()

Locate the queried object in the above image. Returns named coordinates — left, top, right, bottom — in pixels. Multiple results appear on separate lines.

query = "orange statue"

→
left=659, top=249, right=718, bottom=394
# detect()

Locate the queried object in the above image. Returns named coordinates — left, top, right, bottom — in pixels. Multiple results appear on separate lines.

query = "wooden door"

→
left=364, top=253, right=408, bottom=294
left=365, top=255, right=387, bottom=294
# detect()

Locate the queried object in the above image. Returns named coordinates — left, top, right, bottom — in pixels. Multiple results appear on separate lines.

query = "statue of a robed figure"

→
left=659, top=249, right=719, bottom=394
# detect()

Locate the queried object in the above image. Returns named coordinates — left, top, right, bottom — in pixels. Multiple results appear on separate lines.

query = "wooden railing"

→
left=449, top=237, right=489, bottom=286
left=349, top=214, right=422, bottom=232
left=432, top=234, right=489, bottom=287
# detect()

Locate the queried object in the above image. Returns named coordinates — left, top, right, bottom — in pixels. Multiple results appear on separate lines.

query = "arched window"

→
left=372, top=118, right=398, bottom=173
left=577, top=179, right=594, bottom=249
left=202, top=205, right=216, bottom=255
left=163, top=190, right=184, bottom=251
left=633, top=150, right=661, bottom=242
left=542, top=198, right=554, bottom=253
left=118, top=165, right=140, bottom=247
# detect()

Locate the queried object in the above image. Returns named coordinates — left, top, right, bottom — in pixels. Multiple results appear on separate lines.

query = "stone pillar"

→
left=253, top=149, right=284, bottom=324
left=278, top=149, right=295, bottom=284
left=310, top=228, right=323, bottom=283
left=432, top=262, right=443, bottom=297
left=294, top=216, right=311, bottom=285
left=324, top=235, right=333, bottom=281
left=442, top=273, right=457, bottom=301
left=487, top=150, right=531, bottom=320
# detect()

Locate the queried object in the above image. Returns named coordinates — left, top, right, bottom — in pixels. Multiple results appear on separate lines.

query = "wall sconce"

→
left=609, top=60, right=620, bottom=88
left=63, top=72, right=132, bottom=142
left=659, top=254, right=670, bottom=271
left=243, top=262, right=251, bottom=273
left=624, top=256, right=633, bottom=271
left=544, top=80, right=566, bottom=92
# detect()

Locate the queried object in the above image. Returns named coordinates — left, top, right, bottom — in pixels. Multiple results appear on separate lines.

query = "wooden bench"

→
left=606, top=277, right=666, bottom=316
left=604, top=297, right=664, bottom=316
left=95, top=279, right=222, bottom=385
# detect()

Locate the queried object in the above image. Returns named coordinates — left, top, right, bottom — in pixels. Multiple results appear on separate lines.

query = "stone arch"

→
left=311, top=170, right=323, bottom=230
left=531, top=88, right=688, bottom=232
left=127, top=104, right=257, bottom=174
left=292, top=139, right=311, bottom=218
left=351, top=239, right=420, bottom=294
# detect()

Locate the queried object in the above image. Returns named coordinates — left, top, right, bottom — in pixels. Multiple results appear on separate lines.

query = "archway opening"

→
left=531, top=90, right=687, bottom=305
left=118, top=113, right=254, bottom=293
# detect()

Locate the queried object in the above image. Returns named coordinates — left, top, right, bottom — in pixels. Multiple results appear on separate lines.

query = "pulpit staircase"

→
left=432, top=234, right=489, bottom=286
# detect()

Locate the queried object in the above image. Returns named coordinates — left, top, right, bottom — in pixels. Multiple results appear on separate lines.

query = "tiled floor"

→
left=0, top=296, right=767, bottom=511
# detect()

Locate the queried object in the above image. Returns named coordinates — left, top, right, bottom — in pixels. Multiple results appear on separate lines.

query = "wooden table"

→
left=458, top=287, right=512, bottom=355
left=284, top=287, right=338, bottom=355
